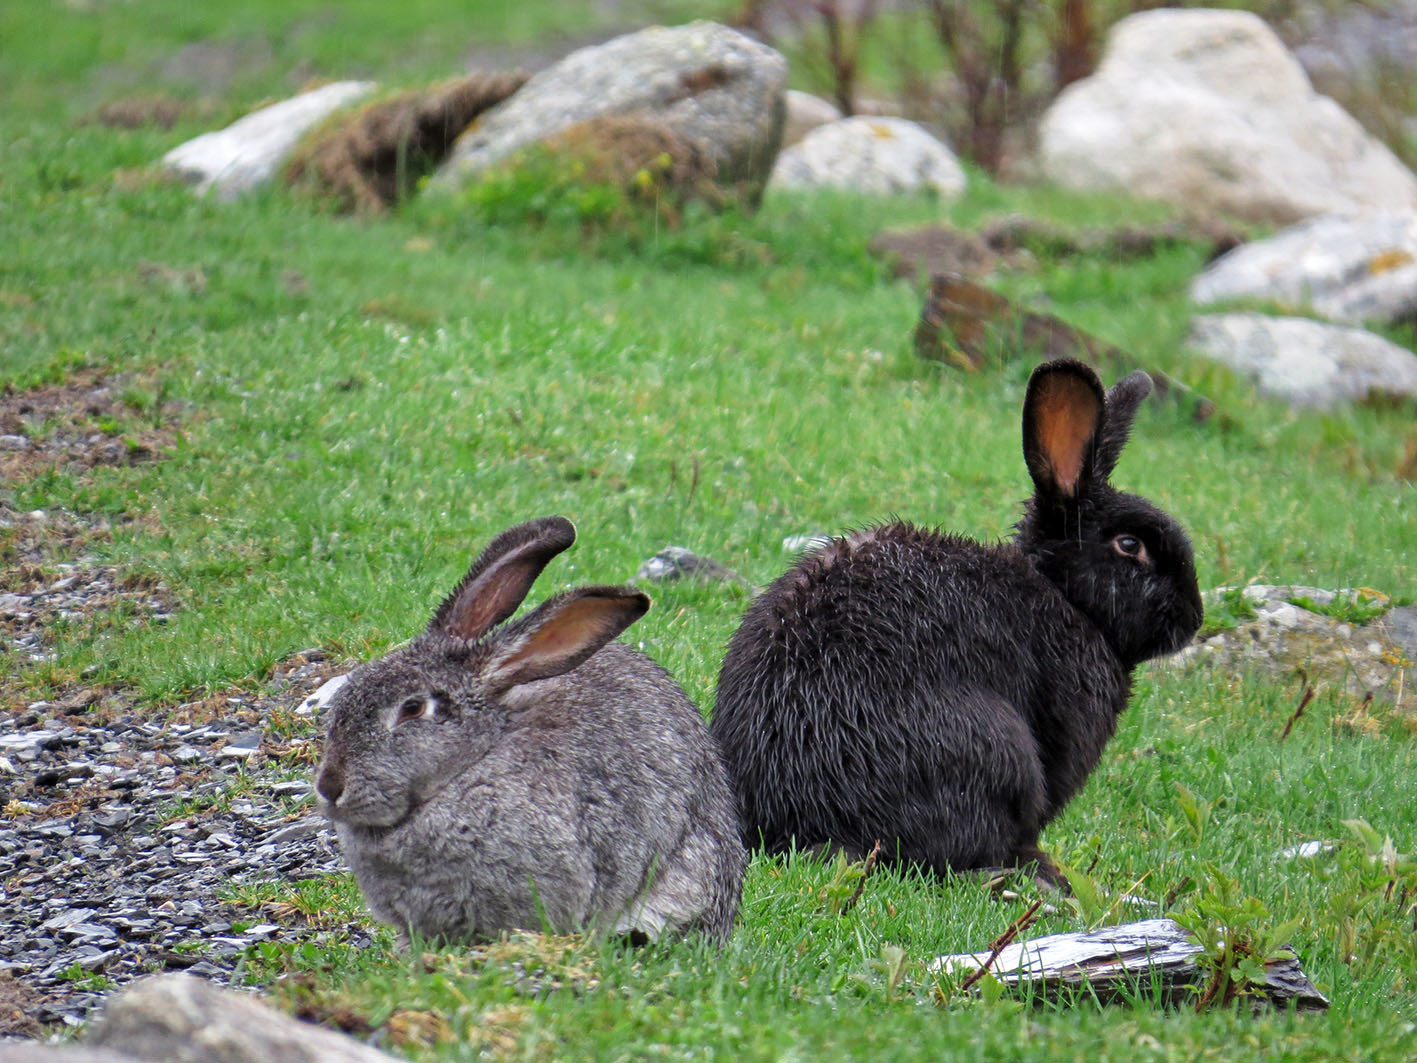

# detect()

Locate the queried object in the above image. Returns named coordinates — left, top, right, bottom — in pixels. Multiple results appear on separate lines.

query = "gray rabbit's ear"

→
left=480, top=586, right=650, bottom=693
left=1022, top=360, right=1105, bottom=502
left=430, top=517, right=577, bottom=642
left=1093, top=370, right=1154, bottom=481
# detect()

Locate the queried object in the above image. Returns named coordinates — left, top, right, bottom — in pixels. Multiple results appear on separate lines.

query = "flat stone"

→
left=0, top=730, right=59, bottom=755
left=269, top=780, right=313, bottom=797
left=1174, top=586, right=1413, bottom=702
left=1187, top=312, right=1417, bottom=408
left=770, top=116, right=966, bottom=197
left=1191, top=212, right=1417, bottom=326
left=264, top=818, right=322, bottom=845
left=162, top=81, right=376, bottom=199
left=87, top=973, right=402, bottom=1061
left=42, top=909, right=98, bottom=932
left=633, top=546, right=741, bottom=585
left=295, top=674, right=348, bottom=715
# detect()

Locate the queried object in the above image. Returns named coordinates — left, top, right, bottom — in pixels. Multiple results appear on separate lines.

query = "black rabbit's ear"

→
left=1022, top=360, right=1105, bottom=502
left=479, top=586, right=650, bottom=693
left=429, top=516, right=577, bottom=642
left=1093, top=370, right=1154, bottom=481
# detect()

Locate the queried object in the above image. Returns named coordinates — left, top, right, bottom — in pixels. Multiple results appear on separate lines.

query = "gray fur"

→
left=316, top=518, right=744, bottom=945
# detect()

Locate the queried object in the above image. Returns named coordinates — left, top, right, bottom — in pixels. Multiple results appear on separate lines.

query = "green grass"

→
left=3, top=2, right=1417, bottom=1059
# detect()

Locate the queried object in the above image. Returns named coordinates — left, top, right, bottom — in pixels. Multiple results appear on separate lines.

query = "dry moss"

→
left=285, top=72, right=529, bottom=213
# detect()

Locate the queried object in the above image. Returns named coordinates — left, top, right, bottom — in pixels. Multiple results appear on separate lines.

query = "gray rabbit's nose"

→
left=316, top=764, right=345, bottom=804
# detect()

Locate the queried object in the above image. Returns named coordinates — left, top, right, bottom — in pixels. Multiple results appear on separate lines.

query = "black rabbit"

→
left=711, top=359, right=1203, bottom=886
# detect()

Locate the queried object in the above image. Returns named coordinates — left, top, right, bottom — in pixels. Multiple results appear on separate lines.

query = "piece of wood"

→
left=930, top=917, right=1329, bottom=1011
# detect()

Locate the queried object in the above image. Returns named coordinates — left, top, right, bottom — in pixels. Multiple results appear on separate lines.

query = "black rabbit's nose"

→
left=316, top=764, right=345, bottom=804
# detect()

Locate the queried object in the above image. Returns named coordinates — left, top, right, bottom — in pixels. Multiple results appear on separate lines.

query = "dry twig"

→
left=1279, top=686, right=1316, bottom=741
left=957, top=898, right=1044, bottom=993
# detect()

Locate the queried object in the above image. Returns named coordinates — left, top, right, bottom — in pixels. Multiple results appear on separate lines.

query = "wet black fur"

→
left=710, top=360, right=1203, bottom=882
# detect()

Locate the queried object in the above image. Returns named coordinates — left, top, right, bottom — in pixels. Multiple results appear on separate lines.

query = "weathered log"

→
left=930, top=917, right=1329, bottom=1011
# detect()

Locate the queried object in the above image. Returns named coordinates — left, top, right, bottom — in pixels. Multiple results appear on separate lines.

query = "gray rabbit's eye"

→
left=395, top=695, right=434, bottom=724
left=1112, top=534, right=1149, bottom=563
left=393, top=692, right=456, bottom=726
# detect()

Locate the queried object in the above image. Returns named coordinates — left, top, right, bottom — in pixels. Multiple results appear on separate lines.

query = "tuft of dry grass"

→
left=285, top=72, right=529, bottom=213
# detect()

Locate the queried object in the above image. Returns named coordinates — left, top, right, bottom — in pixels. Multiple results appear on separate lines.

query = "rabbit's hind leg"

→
left=1013, top=844, right=1070, bottom=892
left=904, top=690, right=1051, bottom=881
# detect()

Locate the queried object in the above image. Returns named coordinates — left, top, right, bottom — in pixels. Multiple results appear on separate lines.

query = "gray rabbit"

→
left=712, top=359, right=1204, bottom=887
left=315, top=516, right=744, bottom=946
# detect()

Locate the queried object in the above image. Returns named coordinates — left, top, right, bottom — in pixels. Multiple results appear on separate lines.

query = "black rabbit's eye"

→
left=1112, top=534, right=1149, bottom=562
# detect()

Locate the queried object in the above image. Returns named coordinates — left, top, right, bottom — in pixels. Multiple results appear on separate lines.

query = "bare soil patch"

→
left=87, top=94, right=186, bottom=130
left=0, top=368, right=180, bottom=483
left=0, top=369, right=187, bottom=687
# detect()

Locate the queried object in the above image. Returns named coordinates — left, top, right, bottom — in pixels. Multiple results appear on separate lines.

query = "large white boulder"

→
left=1039, top=9, right=1417, bottom=223
left=162, top=81, right=375, bottom=199
left=769, top=116, right=966, bottom=197
left=1187, top=311, right=1417, bottom=408
left=1191, top=212, right=1417, bottom=326
left=434, top=22, right=787, bottom=201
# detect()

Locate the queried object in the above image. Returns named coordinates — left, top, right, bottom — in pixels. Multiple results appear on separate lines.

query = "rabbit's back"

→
left=712, top=523, right=1128, bottom=869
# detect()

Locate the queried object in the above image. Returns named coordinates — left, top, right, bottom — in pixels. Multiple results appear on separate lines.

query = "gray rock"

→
left=634, top=546, right=739, bottom=585
left=1039, top=9, right=1417, bottom=223
left=0, top=1046, right=145, bottom=1062
left=264, top=818, right=323, bottom=845
left=1186, top=312, right=1417, bottom=408
left=1288, top=1, right=1417, bottom=89
left=42, top=908, right=98, bottom=932
left=769, top=116, right=966, bottom=198
left=1190, top=212, right=1417, bottom=326
left=270, top=779, right=314, bottom=797
left=85, top=973, right=400, bottom=1062
left=0, top=731, right=60, bottom=757
left=218, top=731, right=263, bottom=757
left=781, top=89, right=840, bottom=147
left=435, top=21, right=787, bottom=201
left=295, top=674, right=348, bottom=716
left=1173, top=586, right=1415, bottom=703
left=162, top=81, right=376, bottom=200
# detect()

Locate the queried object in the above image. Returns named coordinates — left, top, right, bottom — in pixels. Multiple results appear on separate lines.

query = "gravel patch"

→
left=0, top=505, right=174, bottom=669
left=0, top=655, right=362, bottom=1035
